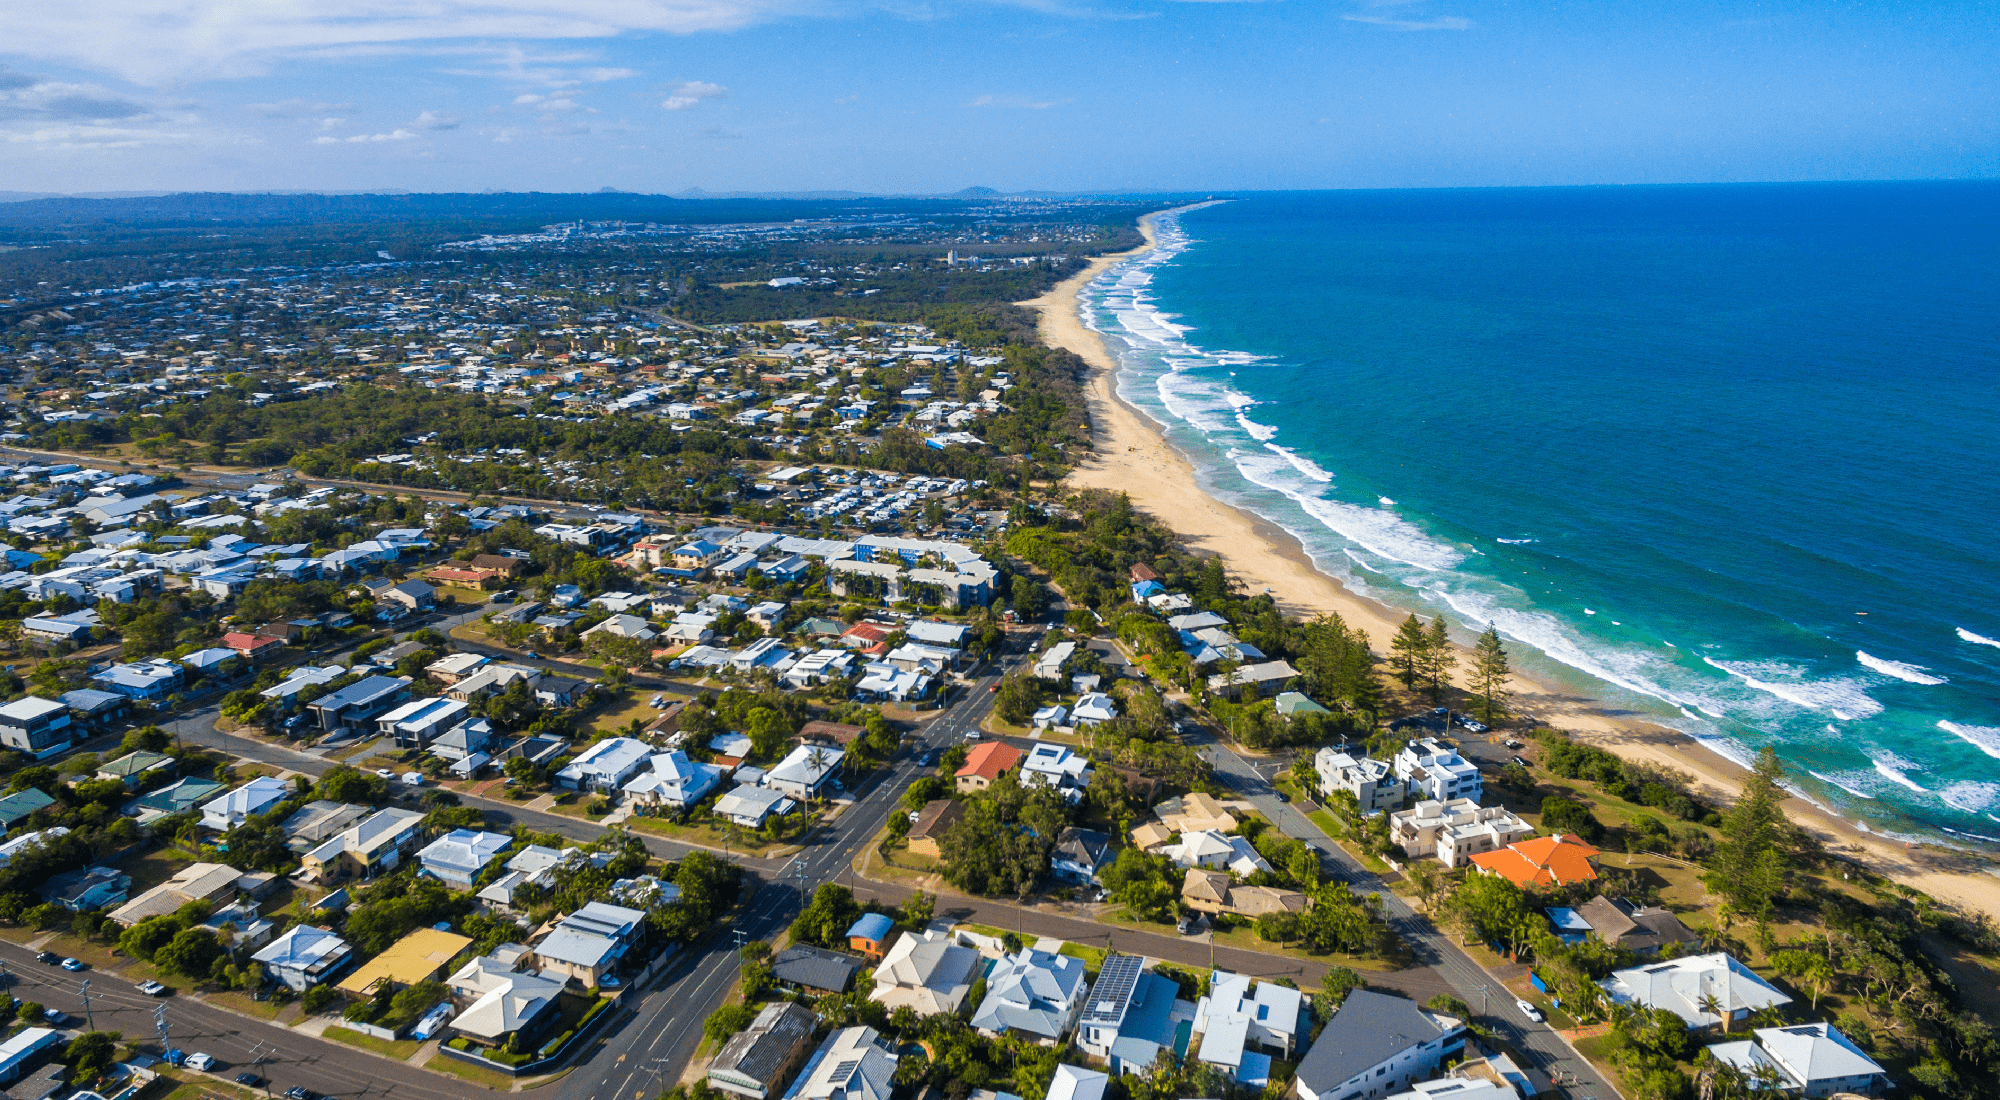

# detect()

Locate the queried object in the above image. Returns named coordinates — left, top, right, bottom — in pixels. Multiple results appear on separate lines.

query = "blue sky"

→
left=2, top=0, right=1995, bottom=194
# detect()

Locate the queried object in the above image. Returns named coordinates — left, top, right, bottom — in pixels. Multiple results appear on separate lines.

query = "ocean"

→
left=1080, top=182, right=2000, bottom=845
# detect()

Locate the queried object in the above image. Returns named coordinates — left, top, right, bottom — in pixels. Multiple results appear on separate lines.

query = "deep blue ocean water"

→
left=1080, top=182, right=2000, bottom=844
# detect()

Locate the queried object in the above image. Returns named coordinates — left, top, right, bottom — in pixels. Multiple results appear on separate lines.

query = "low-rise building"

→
left=905, top=799, right=964, bottom=860
left=1076, top=954, right=1197, bottom=1074
left=1467, top=833, right=1600, bottom=887
left=869, top=929, right=981, bottom=1016
left=766, top=744, right=843, bottom=802
left=95, top=749, right=174, bottom=789
left=1051, top=827, right=1112, bottom=884
left=788, top=1027, right=898, bottom=1100
left=336, top=926, right=474, bottom=997
left=252, top=925, right=356, bottom=991
left=955, top=741, right=1023, bottom=793
left=200, top=775, right=292, bottom=832
left=308, top=674, right=413, bottom=732
left=1294, top=990, right=1467, bottom=1100
left=301, top=807, right=425, bottom=883
left=1704, top=1022, right=1887, bottom=1097
left=556, top=736, right=653, bottom=793
left=108, top=861, right=247, bottom=926
left=707, top=1001, right=818, bottom=1100
left=375, top=696, right=470, bottom=748
left=1598, top=953, right=1792, bottom=1030
left=620, top=750, right=724, bottom=811
left=715, top=785, right=796, bottom=828
left=1194, top=971, right=1306, bottom=1085
left=771, top=944, right=862, bottom=995
left=1392, top=738, right=1483, bottom=804
left=0, top=697, right=72, bottom=758
left=1545, top=895, right=1698, bottom=954
left=532, top=901, right=649, bottom=987
left=1315, top=748, right=1403, bottom=816
left=1021, top=743, right=1092, bottom=800
left=417, top=829, right=512, bottom=888
left=971, top=949, right=1090, bottom=1043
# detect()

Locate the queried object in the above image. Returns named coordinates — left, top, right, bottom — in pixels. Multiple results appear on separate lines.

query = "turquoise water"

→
left=1081, top=183, right=2000, bottom=844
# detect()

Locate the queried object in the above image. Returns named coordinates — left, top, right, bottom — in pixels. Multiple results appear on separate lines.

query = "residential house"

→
left=535, top=675, right=591, bottom=708
left=771, top=945, right=862, bottom=995
left=308, top=674, right=412, bottom=732
left=906, top=799, right=965, bottom=860
left=1021, top=743, right=1092, bottom=800
left=59, top=687, right=129, bottom=729
left=1034, top=641, right=1077, bottom=681
left=1048, top=1065, right=1110, bottom=1100
left=301, top=808, right=425, bottom=883
left=1705, top=1022, right=1888, bottom=1097
left=425, top=652, right=490, bottom=685
left=281, top=800, right=369, bottom=850
left=789, top=1027, right=899, bottom=1100
left=375, top=696, right=471, bottom=749
left=252, top=925, right=356, bottom=992
left=200, top=776, right=292, bottom=832
left=41, top=866, right=130, bottom=911
left=621, top=750, right=724, bottom=811
left=1392, top=738, right=1484, bottom=805
left=108, top=862, right=248, bottom=926
left=1467, top=834, right=1601, bottom=887
left=1294, top=990, right=1468, bottom=1100
left=336, top=927, right=474, bottom=997
left=1390, top=800, right=1521, bottom=862
left=869, top=929, right=981, bottom=1017
left=447, top=663, right=541, bottom=701
left=583, top=613, right=657, bottom=643
left=1598, top=953, right=1793, bottom=1030
left=1194, top=971, right=1306, bottom=1085
left=1432, top=808, right=1535, bottom=869
left=1072, top=692, right=1119, bottom=725
left=89, top=658, right=183, bottom=699
left=1076, top=954, right=1197, bottom=1074
left=417, top=829, right=513, bottom=888
left=556, top=736, right=654, bottom=793
left=1155, top=792, right=1241, bottom=835
left=1051, top=827, right=1112, bottom=884
left=123, top=777, right=223, bottom=824
left=0, top=788, right=55, bottom=829
left=715, top=785, right=796, bottom=828
left=707, top=1001, right=818, bottom=1100
left=1206, top=660, right=1301, bottom=701
left=847, top=912, right=894, bottom=959
left=378, top=579, right=437, bottom=612
left=1316, top=749, right=1403, bottom=816
left=971, top=949, right=1090, bottom=1043
left=95, top=750, right=174, bottom=789
left=1180, top=871, right=1310, bottom=920
left=451, top=966, right=568, bottom=1049
left=799, top=720, right=864, bottom=748
left=1545, top=896, right=1698, bottom=954
left=766, top=744, right=844, bottom=802
left=432, top=718, right=496, bottom=763
left=0, top=697, right=72, bottom=758
left=1166, top=830, right=1272, bottom=878
left=532, top=901, right=649, bottom=987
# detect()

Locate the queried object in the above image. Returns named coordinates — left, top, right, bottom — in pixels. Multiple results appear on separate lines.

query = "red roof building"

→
left=1129, top=563, right=1161, bottom=583
left=1468, top=834, right=1602, bottom=888
left=955, top=742, right=1024, bottom=793
left=222, top=632, right=286, bottom=659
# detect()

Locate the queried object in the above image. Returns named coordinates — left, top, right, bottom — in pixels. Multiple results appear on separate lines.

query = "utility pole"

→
left=78, top=979, right=94, bottom=1031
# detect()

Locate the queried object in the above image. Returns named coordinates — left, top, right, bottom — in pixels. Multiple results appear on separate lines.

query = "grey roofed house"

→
left=971, top=949, right=1090, bottom=1041
left=1705, top=1022, right=1888, bottom=1096
left=282, top=800, right=370, bottom=848
left=452, top=970, right=567, bottom=1043
left=869, top=931, right=982, bottom=1016
left=307, top=674, right=412, bottom=731
left=1052, top=827, right=1112, bottom=883
left=1294, top=989, right=1467, bottom=1100
left=1567, top=895, right=1698, bottom=954
left=708, top=1001, right=819, bottom=1100
left=534, top=900, right=647, bottom=972
left=771, top=944, right=863, bottom=994
left=788, top=1026, right=899, bottom=1100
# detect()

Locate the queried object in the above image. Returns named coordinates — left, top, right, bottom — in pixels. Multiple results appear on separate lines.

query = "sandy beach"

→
left=1021, top=206, right=2000, bottom=923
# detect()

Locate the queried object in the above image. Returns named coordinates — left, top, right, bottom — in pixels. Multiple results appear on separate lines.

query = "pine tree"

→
left=1470, top=625, right=1511, bottom=723
left=1390, top=614, right=1426, bottom=689
left=1424, top=616, right=1456, bottom=704
left=1706, top=746, right=1789, bottom=919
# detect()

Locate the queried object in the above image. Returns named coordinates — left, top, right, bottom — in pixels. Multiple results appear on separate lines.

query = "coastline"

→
left=1022, top=206, right=2000, bottom=923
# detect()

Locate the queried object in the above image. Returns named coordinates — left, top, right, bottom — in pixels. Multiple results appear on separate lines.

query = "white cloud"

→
left=7, top=0, right=811, bottom=85
left=0, top=66, right=152, bottom=122
left=662, top=80, right=727, bottom=110
left=1342, top=13, right=1472, bottom=29
left=515, top=93, right=585, bottom=112
left=315, top=127, right=418, bottom=143
left=248, top=98, right=355, bottom=117
left=413, top=109, right=460, bottom=130
left=967, top=93, right=1069, bottom=110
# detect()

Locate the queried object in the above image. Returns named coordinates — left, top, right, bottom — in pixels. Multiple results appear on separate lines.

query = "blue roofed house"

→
left=530, top=901, right=649, bottom=987
left=972, top=949, right=1091, bottom=1044
left=1078, top=954, right=1198, bottom=1075
left=125, top=777, right=224, bottom=824
left=307, top=674, right=412, bottom=732
left=89, top=658, right=183, bottom=700
left=417, top=829, right=512, bottom=888
left=0, top=788, right=55, bottom=829
left=42, top=866, right=130, bottom=911
left=1192, top=971, right=1306, bottom=1088
left=846, top=912, right=894, bottom=959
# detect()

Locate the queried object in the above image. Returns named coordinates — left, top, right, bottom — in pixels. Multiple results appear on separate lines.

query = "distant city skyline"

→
left=3, top=0, right=1996, bottom=194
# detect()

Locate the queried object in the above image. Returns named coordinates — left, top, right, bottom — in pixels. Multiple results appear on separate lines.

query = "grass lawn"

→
left=1058, top=941, right=1107, bottom=974
left=979, top=712, right=1033, bottom=738
left=203, top=990, right=286, bottom=1020
left=628, top=815, right=791, bottom=855
left=583, top=688, right=686, bottom=736
left=450, top=622, right=498, bottom=644
left=428, top=1052, right=514, bottom=1089
left=323, top=1025, right=421, bottom=1059
left=435, top=585, right=491, bottom=606
left=116, top=846, right=198, bottom=894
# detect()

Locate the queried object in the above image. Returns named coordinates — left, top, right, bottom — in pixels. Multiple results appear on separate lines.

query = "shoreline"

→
left=1022, top=205, right=2000, bottom=923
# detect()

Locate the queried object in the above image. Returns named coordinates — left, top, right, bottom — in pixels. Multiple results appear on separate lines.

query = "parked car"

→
left=1503, top=738, right=1523, bottom=749
left=236, top=1073, right=266, bottom=1088
left=42, top=1009, right=70, bottom=1025
left=1274, top=792, right=1289, bottom=803
left=1515, top=999, right=1544, bottom=1023
left=1460, top=718, right=1488, bottom=734
left=1512, top=756, right=1533, bottom=769
left=285, top=1088, right=323, bottom=1100
left=138, top=980, right=168, bottom=996
left=375, top=768, right=395, bottom=779
left=35, top=951, right=57, bottom=965
left=186, top=1053, right=222, bottom=1072
left=59, top=958, right=85, bottom=971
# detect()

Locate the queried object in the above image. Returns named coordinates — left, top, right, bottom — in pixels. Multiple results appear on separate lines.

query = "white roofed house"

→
left=766, top=744, right=844, bottom=802
left=582, top=613, right=657, bottom=643
left=201, top=775, right=292, bottom=832
left=300, top=807, right=425, bottom=884
left=417, top=829, right=512, bottom=888
left=714, top=785, right=796, bottom=828
left=531, top=901, right=649, bottom=987
left=375, top=695, right=470, bottom=749
left=1193, top=971, right=1306, bottom=1086
left=789, top=1026, right=900, bottom=1100
left=555, top=736, right=653, bottom=793
left=1599, top=953, right=1792, bottom=1030
left=1205, top=660, right=1301, bottom=701
left=251, top=925, right=354, bottom=992
left=450, top=964, right=567, bottom=1049
left=1020, top=743, right=1093, bottom=802
left=1393, top=738, right=1484, bottom=805
left=0, top=697, right=73, bottom=758
left=971, top=949, right=1091, bottom=1043
left=1705, top=1022, right=1888, bottom=1097
left=1167, top=830, right=1272, bottom=879
left=868, top=929, right=982, bottom=1017
left=1316, top=748, right=1403, bottom=816
left=621, top=750, right=724, bottom=812
left=1071, top=692, right=1119, bottom=725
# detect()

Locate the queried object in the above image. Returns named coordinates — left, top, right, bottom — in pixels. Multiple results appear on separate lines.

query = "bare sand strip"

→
left=1021, top=207, right=2000, bottom=921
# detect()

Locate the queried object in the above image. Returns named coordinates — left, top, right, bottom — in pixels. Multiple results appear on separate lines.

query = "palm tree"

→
left=1698, top=991, right=1727, bottom=1034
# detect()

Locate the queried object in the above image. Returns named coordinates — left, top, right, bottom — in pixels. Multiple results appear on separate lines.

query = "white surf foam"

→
left=1236, top=413, right=1278, bottom=442
left=1871, top=754, right=1928, bottom=793
left=1496, top=538, right=1536, bottom=544
left=1702, top=657, right=1885, bottom=719
left=1809, top=770, right=1878, bottom=800
left=1229, top=451, right=1466, bottom=573
left=1264, top=444, right=1334, bottom=482
left=1957, top=627, right=2000, bottom=648
left=1939, top=720, right=2000, bottom=760
left=1941, top=781, right=2000, bottom=814
left=1857, top=651, right=1947, bottom=685
left=1378, top=496, right=1395, bottom=507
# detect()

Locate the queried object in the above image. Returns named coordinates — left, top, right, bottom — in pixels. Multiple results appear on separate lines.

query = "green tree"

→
left=153, top=928, right=224, bottom=980
left=1468, top=625, right=1511, bottom=723
left=1389, top=615, right=1426, bottom=689
left=1423, top=616, right=1455, bottom=704
left=1704, top=746, right=1789, bottom=920
left=64, top=1030, right=122, bottom=1084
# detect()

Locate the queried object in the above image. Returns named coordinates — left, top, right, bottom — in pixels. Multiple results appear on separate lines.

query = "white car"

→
left=375, top=768, right=395, bottom=780
left=186, top=1053, right=218, bottom=1072
left=1515, top=999, right=1544, bottom=1023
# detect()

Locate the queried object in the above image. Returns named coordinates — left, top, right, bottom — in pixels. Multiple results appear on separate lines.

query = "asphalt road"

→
left=1194, top=734, right=1619, bottom=1100
left=0, top=941, right=470, bottom=1100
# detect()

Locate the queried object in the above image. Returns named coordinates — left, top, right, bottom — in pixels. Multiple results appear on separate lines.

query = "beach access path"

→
left=1021, top=204, right=2000, bottom=926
